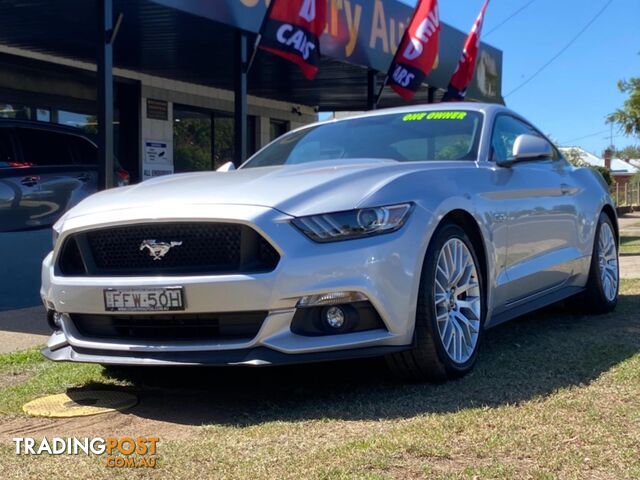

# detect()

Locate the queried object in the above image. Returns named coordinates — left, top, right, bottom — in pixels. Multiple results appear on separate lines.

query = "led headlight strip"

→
left=292, top=203, right=412, bottom=242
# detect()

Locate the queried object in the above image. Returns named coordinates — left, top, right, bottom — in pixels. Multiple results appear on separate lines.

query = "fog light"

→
left=47, top=310, right=64, bottom=330
left=324, top=306, right=345, bottom=329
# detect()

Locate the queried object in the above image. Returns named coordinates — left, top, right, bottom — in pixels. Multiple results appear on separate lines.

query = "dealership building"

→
left=0, top=0, right=503, bottom=309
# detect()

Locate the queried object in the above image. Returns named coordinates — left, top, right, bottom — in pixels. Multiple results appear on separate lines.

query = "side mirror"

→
left=216, top=161, right=236, bottom=172
left=497, top=134, right=553, bottom=167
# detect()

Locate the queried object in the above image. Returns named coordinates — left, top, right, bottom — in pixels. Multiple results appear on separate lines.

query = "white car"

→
left=41, top=103, right=619, bottom=381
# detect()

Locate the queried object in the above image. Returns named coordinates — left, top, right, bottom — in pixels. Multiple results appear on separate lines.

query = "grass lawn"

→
left=0, top=280, right=639, bottom=479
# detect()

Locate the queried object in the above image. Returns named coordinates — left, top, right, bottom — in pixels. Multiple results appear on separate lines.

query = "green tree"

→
left=592, top=166, right=613, bottom=187
left=613, top=144, right=640, bottom=159
left=563, top=147, right=613, bottom=186
left=607, top=77, right=640, bottom=138
left=174, top=117, right=212, bottom=172
left=563, top=147, right=589, bottom=167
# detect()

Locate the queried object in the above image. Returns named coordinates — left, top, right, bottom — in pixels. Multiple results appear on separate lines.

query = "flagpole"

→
left=246, top=33, right=262, bottom=74
left=374, top=75, right=388, bottom=107
left=246, top=0, right=276, bottom=74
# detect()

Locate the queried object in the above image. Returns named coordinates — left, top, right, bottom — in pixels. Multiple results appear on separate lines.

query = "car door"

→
left=0, top=125, right=63, bottom=232
left=12, top=127, right=92, bottom=230
left=64, top=132, right=99, bottom=203
left=0, top=125, right=35, bottom=232
left=491, top=115, right=580, bottom=305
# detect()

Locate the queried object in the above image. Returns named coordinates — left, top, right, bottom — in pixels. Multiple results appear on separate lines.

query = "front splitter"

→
left=42, top=343, right=413, bottom=367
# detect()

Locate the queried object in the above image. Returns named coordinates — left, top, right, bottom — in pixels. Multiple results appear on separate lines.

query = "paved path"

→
left=0, top=306, right=49, bottom=354
left=620, top=255, right=640, bottom=280
left=619, top=211, right=640, bottom=231
left=619, top=212, right=640, bottom=279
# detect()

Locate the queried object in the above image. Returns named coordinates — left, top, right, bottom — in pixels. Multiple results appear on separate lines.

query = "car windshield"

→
left=242, top=110, right=483, bottom=168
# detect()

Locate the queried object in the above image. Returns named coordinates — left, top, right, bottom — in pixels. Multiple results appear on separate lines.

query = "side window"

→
left=0, top=128, right=17, bottom=167
left=15, top=128, right=74, bottom=166
left=67, top=135, right=97, bottom=165
left=491, top=115, right=542, bottom=163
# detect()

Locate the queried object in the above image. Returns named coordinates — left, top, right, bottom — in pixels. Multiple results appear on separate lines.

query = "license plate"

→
left=103, top=287, right=184, bottom=312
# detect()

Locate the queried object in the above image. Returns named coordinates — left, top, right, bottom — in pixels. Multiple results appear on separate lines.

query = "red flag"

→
left=387, top=0, right=440, bottom=101
left=258, top=0, right=327, bottom=80
left=443, top=0, right=490, bottom=101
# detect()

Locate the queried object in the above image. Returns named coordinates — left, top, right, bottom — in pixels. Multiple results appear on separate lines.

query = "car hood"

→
left=65, top=158, right=446, bottom=219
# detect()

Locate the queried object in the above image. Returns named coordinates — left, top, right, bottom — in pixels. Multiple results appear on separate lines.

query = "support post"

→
left=97, top=0, right=114, bottom=190
left=625, top=181, right=629, bottom=206
left=234, top=31, right=248, bottom=166
left=366, top=69, right=377, bottom=110
left=427, top=86, right=437, bottom=104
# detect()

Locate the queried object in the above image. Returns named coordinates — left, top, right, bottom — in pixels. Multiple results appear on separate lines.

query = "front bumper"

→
left=41, top=204, right=429, bottom=365
left=42, top=334, right=411, bottom=366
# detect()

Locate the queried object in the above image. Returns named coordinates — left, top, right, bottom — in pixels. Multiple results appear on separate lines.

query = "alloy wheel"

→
left=598, top=222, right=618, bottom=302
left=434, top=238, right=482, bottom=364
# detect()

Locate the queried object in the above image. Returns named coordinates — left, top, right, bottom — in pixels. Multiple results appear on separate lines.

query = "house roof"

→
left=559, top=147, right=638, bottom=176
left=627, top=159, right=640, bottom=169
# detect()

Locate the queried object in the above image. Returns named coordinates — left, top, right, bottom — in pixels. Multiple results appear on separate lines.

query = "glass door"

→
left=173, top=106, right=213, bottom=173
left=213, top=113, right=234, bottom=169
left=174, top=105, right=257, bottom=172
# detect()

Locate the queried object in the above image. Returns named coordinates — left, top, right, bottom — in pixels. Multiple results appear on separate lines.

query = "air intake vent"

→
left=71, top=312, right=267, bottom=341
left=56, top=223, right=280, bottom=276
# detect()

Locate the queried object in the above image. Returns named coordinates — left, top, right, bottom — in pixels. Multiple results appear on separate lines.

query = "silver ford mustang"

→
left=41, top=103, right=619, bottom=381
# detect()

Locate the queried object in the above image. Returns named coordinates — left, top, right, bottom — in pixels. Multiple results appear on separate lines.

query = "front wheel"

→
left=386, top=223, right=485, bottom=382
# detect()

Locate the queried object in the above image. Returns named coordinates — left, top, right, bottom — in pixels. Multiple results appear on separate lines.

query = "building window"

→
left=58, top=110, right=97, bottom=132
left=213, top=112, right=234, bottom=169
left=174, top=104, right=257, bottom=172
left=36, top=108, right=51, bottom=122
left=270, top=119, right=289, bottom=141
left=0, top=103, right=31, bottom=119
left=247, top=115, right=257, bottom=157
left=174, top=106, right=213, bottom=172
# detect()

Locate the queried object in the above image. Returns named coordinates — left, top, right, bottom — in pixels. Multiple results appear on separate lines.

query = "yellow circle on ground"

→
left=23, top=390, right=138, bottom=418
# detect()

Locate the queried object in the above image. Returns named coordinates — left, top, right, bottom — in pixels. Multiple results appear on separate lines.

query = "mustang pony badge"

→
left=139, top=239, right=183, bottom=260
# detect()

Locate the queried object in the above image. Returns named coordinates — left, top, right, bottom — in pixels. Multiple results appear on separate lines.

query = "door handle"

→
left=560, top=183, right=571, bottom=195
left=20, top=176, right=39, bottom=187
left=76, top=173, right=90, bottom=182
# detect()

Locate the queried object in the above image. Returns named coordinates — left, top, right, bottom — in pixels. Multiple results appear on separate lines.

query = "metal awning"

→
left=0, top=0, right=503, bottom=110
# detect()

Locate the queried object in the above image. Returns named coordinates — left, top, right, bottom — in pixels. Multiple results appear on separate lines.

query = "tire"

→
left=386, top=222, right=485, bottom=382
left=568, top=212, right=619, bottom=314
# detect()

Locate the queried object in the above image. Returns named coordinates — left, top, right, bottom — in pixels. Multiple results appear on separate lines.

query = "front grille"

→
left=56, top=222, right=280, bottom=276
left=70, top=312, right=267, bottom=341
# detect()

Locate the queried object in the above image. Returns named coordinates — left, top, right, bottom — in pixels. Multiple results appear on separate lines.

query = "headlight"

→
left=292, top=203, right=413, bottom=242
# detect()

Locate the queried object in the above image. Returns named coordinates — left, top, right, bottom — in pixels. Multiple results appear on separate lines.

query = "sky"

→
left=397, top=0, right=640, bottom=155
